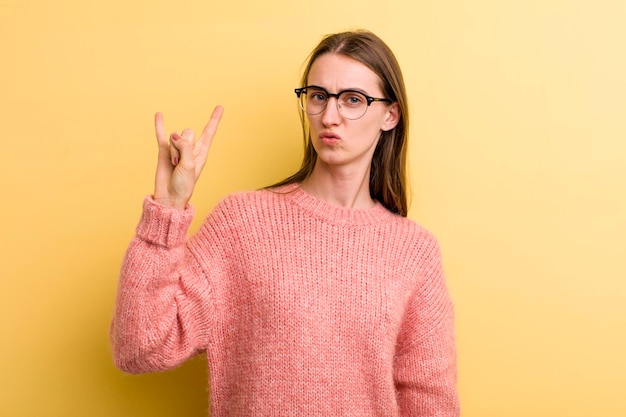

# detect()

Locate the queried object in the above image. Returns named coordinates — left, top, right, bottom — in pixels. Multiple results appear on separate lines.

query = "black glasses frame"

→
left=294, top=85, right=392, bottom=118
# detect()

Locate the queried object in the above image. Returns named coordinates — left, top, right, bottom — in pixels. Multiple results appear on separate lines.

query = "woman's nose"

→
left=321, top=97, right=342, bottom=125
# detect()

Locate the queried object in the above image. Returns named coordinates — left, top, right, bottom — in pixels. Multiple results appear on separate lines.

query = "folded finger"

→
left=170, top=133, right=182, bottom=166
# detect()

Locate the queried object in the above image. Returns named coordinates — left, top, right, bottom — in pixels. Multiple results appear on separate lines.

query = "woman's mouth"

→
left=320, top=131, right=341, bottom=145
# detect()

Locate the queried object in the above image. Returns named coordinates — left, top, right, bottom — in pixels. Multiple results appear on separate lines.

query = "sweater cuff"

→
left=135, top=196, right=195, bottom=248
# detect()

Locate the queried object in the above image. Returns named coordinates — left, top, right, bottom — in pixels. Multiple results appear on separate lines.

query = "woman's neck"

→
left=300, top=163, right=375, bottom=210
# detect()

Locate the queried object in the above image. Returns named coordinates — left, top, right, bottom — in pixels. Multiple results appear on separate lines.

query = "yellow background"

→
left=1, top=0, right=625, bottom=416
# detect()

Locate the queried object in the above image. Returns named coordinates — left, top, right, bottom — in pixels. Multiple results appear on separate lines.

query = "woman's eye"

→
left=344, top=94, right=365, bottom=105
left=309, top=91, right=327, bottom=102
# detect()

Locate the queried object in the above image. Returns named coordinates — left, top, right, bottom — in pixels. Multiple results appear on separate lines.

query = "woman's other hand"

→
left=152, top=106, right=224, bottom=210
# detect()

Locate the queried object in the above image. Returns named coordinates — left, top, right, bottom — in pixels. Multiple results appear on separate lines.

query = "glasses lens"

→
left=300, top=88, right=326, bottom=115
left=337, top=91, right=368, bottom=120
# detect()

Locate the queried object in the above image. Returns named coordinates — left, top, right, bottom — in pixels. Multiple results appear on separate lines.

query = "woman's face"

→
left=306, top=53, right=399, bottom=172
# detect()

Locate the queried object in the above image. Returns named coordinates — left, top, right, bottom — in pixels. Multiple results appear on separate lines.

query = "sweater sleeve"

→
left=110, top=196, right=219, bottom=374
left=393, top=236, right=460, bottom=417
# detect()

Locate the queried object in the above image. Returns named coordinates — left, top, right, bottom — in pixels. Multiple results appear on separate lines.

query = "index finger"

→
left=198, top=105, right=224, bottom=148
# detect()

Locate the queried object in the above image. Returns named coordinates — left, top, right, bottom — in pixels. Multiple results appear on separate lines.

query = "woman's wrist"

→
left=152, top=194, right=188, bottom=211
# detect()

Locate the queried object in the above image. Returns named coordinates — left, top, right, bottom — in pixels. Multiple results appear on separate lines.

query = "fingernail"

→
left=173, top=157, right=179, bottom=165
left=171, top=133, right=180, bottom=141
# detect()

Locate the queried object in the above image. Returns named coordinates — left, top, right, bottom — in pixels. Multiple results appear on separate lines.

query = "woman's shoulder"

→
left=382, top=214, right=442, bottom=257
left=210, top=184, right=296, bottom=218
left=219, top=184, right=294, bottom=204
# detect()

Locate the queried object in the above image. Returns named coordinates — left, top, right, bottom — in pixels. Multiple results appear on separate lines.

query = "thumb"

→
left=173, top=128, right=195, bottom=170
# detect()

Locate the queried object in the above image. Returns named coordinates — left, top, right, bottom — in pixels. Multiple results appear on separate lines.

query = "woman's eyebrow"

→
left=307, top=85, right=371, bottom=95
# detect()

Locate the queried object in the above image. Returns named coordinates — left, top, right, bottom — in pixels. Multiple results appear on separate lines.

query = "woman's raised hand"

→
left=153, top=106, right=224, bottom=210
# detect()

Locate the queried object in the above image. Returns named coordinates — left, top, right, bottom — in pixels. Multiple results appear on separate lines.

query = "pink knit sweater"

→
left=111, top=184, right=459, bottom=416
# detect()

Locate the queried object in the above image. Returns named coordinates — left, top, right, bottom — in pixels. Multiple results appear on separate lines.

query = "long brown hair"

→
left=271, top=30, right=410, bottom=216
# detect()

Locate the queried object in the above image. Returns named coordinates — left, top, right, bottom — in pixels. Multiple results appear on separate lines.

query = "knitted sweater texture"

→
left=111, top=184, right=459, bottom=416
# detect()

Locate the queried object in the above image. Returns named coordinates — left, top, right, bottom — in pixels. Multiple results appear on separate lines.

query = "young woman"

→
left=111, top=30, right=460, bottom=416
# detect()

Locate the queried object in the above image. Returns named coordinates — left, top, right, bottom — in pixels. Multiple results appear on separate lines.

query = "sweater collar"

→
left=274, top=183, right=399, bottom=226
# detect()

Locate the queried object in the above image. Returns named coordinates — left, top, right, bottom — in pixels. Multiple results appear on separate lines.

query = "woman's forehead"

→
left=308, top=53, right=383, bottom=93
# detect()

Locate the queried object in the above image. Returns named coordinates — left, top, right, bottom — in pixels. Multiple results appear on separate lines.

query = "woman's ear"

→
left=381, top=102, right=400, bottom=132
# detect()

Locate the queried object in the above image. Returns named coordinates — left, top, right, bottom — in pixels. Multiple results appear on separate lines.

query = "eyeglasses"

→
left=294, top=85, right=392, bottom=120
